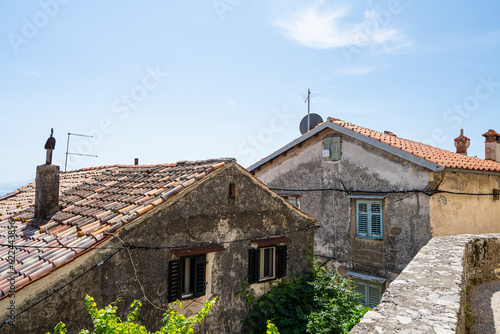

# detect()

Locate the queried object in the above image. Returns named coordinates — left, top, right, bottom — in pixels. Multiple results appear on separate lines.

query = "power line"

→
left=0, top=248, right=123, bottom=329
left=271, top=187, right=496, bottom=196
left=0, top=226, right=315, bottom=252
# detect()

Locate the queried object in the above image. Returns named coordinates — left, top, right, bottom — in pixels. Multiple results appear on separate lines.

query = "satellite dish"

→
left=300, top=114, right=323, bottom=134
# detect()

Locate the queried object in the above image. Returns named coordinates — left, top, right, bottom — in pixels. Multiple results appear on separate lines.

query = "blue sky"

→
left=1, top=0, right=500, bottom=195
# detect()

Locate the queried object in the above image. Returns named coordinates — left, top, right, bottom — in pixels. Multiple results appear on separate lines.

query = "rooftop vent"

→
left=454, top=129, right=470, bottom=156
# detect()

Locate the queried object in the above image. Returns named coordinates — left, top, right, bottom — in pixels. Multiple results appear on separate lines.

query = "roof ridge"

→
left=328, top=117, right=500, bottom=171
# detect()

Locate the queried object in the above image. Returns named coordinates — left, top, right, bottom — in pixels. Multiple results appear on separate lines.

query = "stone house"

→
left=249, top=117, right=500, bottom=307
left=0, top=158, right=315, bottom=333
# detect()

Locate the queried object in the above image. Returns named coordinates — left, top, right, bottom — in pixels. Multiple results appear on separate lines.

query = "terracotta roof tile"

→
left=328, top=118, right=500, bottom=173
left=0, top=158, right=233, bottom=299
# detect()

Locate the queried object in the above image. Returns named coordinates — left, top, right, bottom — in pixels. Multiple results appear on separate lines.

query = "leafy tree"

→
left=48, top=295, right=216, bottom=334
left=242, top=263, right=369, bottom=334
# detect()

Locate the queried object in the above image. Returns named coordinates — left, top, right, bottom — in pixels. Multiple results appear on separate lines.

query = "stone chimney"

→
left=134, top=158, right=139, bottom=165
left=454, top=129, right=470, bottom=155
left=35, top=129, right=59, bottom=219
left=482, top=129, right=500, bottom=162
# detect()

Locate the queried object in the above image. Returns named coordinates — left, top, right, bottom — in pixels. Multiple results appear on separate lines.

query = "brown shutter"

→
left=193, top=254, right=206, bottom=297
left=276, top=245, right=287, bottom=278
left=248, top=248, right=260, bottom=283
left=168, top=259, right=181, bottom=302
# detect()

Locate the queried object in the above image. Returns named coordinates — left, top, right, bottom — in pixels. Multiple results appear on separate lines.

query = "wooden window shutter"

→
left=356, top=201, right=369, bottom=237
left=323, top=136, right=341, bottom=161
left=370, top=202, right=383, bottom=238
left=193, top=254, right=206, bottom=297
left=354, top=281, right=367, bottom=305
left=276, top=245, right=287, bottom=278
left=168, top=259, right=181, bottom=302
left=368, top=284, right=382, bottom=308
left=248, top=248, right=260, bottom=283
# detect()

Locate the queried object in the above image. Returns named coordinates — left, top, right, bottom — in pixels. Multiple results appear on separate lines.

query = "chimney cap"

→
left=482, top=129, right=500, bottom=138
left=454, top=129, right=470, bottom=155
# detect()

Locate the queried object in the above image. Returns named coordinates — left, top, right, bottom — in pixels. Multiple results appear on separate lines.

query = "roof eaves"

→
left=442, top=168, right=500, bottom=176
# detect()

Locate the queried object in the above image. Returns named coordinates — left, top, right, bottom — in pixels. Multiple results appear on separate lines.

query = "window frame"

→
left=353, top=279, right=382, bottom=308
left=248, top=243, right=288, bottom=284
left=259, top=246, right=276, bottom=281
left=355, top=199, right=383, bottom=239
left=281, top=194, right=300, bottom=209
left=168, top=254, right=206, bottom=302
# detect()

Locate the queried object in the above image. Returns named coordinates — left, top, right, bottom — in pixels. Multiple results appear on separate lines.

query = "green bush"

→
left=48, top=295, right=216, bottom=334
left=242, top=263, right=369, bottom=334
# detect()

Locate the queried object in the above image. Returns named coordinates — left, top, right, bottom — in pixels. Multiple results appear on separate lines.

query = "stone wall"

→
left=0, top=163, right=315, bottom=334
left=350, top=234, right=500, bottom=334
left=254, top=128, right=432, bottom=282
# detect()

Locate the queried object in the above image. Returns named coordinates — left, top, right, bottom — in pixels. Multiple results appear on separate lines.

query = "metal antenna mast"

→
left=64, top=133, right=98, bottom=172
left=304, top=88, right=311, bottom=131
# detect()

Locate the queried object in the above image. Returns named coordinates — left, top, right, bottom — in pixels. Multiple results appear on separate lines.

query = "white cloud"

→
left=226, top=99, right=236, bottom=107
left=273, top=1, right=410, bottom=52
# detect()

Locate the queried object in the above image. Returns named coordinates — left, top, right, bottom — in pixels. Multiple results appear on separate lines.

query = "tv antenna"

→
left=299, top=88, right=323, bottom=134
left=304, top=88, right=311, bottom=131
left=64, top=133, right=98, bottom=171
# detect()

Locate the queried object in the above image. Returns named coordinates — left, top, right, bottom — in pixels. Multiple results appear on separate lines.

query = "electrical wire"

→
left=105, top=232, right=166, bottom=312
left=271, top=187, right=496, bottom=196
left=0, top=226, right=315, bottom=251
left=0, top=248, right=123, bottom=329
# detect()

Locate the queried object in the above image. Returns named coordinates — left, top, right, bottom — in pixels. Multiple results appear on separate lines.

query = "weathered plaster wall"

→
left=0, top=163, right=314, bottom=334
left=430, top=171, right=500, bottom=236
left=350, top=234, right=500, bottom=334
left=254, top=129, right=431, bottom=280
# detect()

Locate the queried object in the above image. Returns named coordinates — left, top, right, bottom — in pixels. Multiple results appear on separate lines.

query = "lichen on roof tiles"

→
left=0, top=158, right=233, bottom=299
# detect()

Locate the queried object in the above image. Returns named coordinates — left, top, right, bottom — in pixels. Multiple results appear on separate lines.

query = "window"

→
left=282, top=195, right=300, bottom=209
left=323, top=136, right=341, bottom=161
left=248, top=245, right=287, bottom=283
left=356, top=199, right=383, bottom=239
left=354, top=280, right=382, bottom=308
left=228, top=183, right=236, bottom=199
left=168, top=254, right=206, bottom=302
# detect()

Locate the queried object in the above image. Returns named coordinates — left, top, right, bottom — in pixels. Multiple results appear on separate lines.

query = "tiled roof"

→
left=327, top=117, right=500, bottom=172
left=0, top=159, right=232, bottom=299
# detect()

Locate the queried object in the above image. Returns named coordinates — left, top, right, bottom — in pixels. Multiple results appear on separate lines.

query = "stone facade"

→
left=250, top=119, right=500, bottom=302
left=252, top=128, right=431, bottom=284
left=351, top=234, right=500, bottom=334
left=0, top=162, right=315, bottom=333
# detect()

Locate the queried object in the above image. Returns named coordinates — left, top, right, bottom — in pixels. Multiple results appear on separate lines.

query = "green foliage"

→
left=48, top=295, right=216, bottom=334
left=242, top=263, right=369, bottom=334
left=266, top=321, right=280, bottom=334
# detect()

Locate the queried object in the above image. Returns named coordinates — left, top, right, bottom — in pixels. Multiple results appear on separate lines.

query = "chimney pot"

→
left=482, top=129, right=500, bottom=162
left=454, top=129, right=470, bottom=155
left=134, top=158, right=139, bottom=165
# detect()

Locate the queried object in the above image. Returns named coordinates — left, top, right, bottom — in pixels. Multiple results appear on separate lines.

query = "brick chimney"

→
left=482, top=129, right=500, bottom=162
left=35, top=130, right=59, bottom=219
left=454, top=129, right=470, bottom=155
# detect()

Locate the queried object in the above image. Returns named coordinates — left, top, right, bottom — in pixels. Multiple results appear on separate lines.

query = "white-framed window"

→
left=248, top=242, right=288, bottom=284
left=356, top=199, right=383, bottom=239
left=354, top=279, right=382, bottom=308
left=259, top=247, right=276, bottom=280
left=168, top=254, right=206, bottom=302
